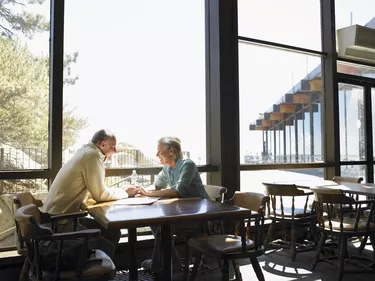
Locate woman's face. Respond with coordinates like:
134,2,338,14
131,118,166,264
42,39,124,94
156,143,173,165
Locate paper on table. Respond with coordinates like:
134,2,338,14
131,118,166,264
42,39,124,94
113,196,161,205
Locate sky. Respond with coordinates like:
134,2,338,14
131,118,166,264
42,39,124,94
19,0,375,164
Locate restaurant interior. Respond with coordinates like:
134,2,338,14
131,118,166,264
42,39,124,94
2,0,375,280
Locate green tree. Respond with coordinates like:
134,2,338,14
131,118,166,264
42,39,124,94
0,37,87,163
0,0,84,155
0,0,49,38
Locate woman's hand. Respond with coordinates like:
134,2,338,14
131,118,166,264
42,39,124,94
125,185,141,197
139,186,152,196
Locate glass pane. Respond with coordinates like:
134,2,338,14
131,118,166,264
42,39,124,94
63,0,206,167
0,179,48,250
373,88,375,161
341,165,366,183
238,0,321,51
240,169,324,193
338,61,375,78
338,83,365,161
335,1,375,60
240,44,323,164
0,1,50,170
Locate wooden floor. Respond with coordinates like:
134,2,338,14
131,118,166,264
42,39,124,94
111,240,375,281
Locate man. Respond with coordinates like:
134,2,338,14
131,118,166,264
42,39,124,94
43,129,138,258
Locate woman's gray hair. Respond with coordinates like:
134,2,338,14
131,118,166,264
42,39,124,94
158,136,183,160
91,129,116,144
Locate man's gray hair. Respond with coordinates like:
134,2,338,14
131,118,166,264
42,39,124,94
91,129,116,144
158,136,183,160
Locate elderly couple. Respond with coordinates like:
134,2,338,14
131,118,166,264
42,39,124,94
42,129,209,273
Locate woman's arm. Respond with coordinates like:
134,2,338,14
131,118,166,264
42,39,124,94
139,187,179,198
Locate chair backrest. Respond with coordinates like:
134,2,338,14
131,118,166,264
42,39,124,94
332,176,364,200
12,192,44,255
231,191,269,213
262,182,313,219
262,182,305,196
13,192,43,212
15,204,53,240
312,188,375,233
332,176,363,184
204,184,228,202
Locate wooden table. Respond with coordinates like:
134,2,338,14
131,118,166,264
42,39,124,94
276,179,375,196
88,198,251,281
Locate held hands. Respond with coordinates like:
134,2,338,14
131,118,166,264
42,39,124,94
139,186,152,196
125,185,141,197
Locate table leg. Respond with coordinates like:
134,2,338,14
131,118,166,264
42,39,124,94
128,227,138,281
161,224,173,281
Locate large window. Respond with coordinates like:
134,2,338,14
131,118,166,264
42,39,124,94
239,44,323,164
338,83,364,161
0,0,50,171
238,0,321,50
0,0,50,251
63,0,206,169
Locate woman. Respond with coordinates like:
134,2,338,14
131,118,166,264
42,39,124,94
140,136,209,273
139,136,209,199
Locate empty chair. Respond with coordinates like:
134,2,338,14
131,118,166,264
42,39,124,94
333,176,363,200
187,192,268,281
311,187,375,281
332,176,363,184
204,184,228,202
263,182,317,261
15,204,116,281
180,185,228,280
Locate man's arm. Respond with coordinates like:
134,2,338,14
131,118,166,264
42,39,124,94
83,154,129,202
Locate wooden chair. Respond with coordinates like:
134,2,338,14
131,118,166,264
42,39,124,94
180,185,229,280
15,204,116,281
332,176,363,183
333,176,363,201
187,192,268,281
263,182,317,261
311,187,375,281
12,192,87,281
204,184,228,203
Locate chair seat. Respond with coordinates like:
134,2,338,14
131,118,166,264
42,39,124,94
53,250,116,279
275,207,312,218
189,234,254,256
322,218,375,231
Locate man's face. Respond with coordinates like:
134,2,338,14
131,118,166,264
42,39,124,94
99,137,117,159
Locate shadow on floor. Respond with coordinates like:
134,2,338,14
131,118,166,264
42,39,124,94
111,240,375,281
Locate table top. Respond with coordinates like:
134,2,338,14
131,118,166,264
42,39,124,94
88,198,251,229
276,179,375,196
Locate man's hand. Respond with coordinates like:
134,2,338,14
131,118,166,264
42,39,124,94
125,185,141,197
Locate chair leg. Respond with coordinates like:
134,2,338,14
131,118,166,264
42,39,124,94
221,259,230,281
231,259,242,281
291,224,297,262
19,257,30,281
337,237,347,281
370,235,375,263
264,221,275,251
250,256,265,281
312,232,326,270
183,241,190,281
359,235,368,254
190,252,203,281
